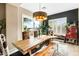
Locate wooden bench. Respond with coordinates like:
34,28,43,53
33,43,55,56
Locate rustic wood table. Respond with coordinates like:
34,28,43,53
12,35,55,55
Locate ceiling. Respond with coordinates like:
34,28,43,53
20,3,79,15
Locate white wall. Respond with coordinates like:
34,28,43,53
6,4,18,52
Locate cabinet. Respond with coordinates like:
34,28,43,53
22,31,29,40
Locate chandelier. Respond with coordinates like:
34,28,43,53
33,4,47,22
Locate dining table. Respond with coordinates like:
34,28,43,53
12,35,56,55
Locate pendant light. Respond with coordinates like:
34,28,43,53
33,3,47,22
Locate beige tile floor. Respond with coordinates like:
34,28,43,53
53,40,79,56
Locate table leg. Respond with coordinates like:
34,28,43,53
29,50,32,56
56,43,58,53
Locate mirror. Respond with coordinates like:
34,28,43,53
22,14,41,39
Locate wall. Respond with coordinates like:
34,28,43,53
0,3,5,20
6,4,18,53
0,3,6,35
48,9,78,24
6,3,32,53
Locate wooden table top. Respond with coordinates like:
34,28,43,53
12,35,56,55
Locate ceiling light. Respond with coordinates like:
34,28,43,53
33,3,47,22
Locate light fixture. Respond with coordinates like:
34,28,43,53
33,3,47,22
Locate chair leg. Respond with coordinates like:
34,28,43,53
64,38,67,43
74,39,77,45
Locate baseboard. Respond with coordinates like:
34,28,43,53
9,48,18,55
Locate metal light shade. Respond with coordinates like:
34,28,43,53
33,11,47,21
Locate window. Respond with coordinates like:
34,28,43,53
48,17,67,35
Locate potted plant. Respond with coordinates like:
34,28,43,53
39,23,49,35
